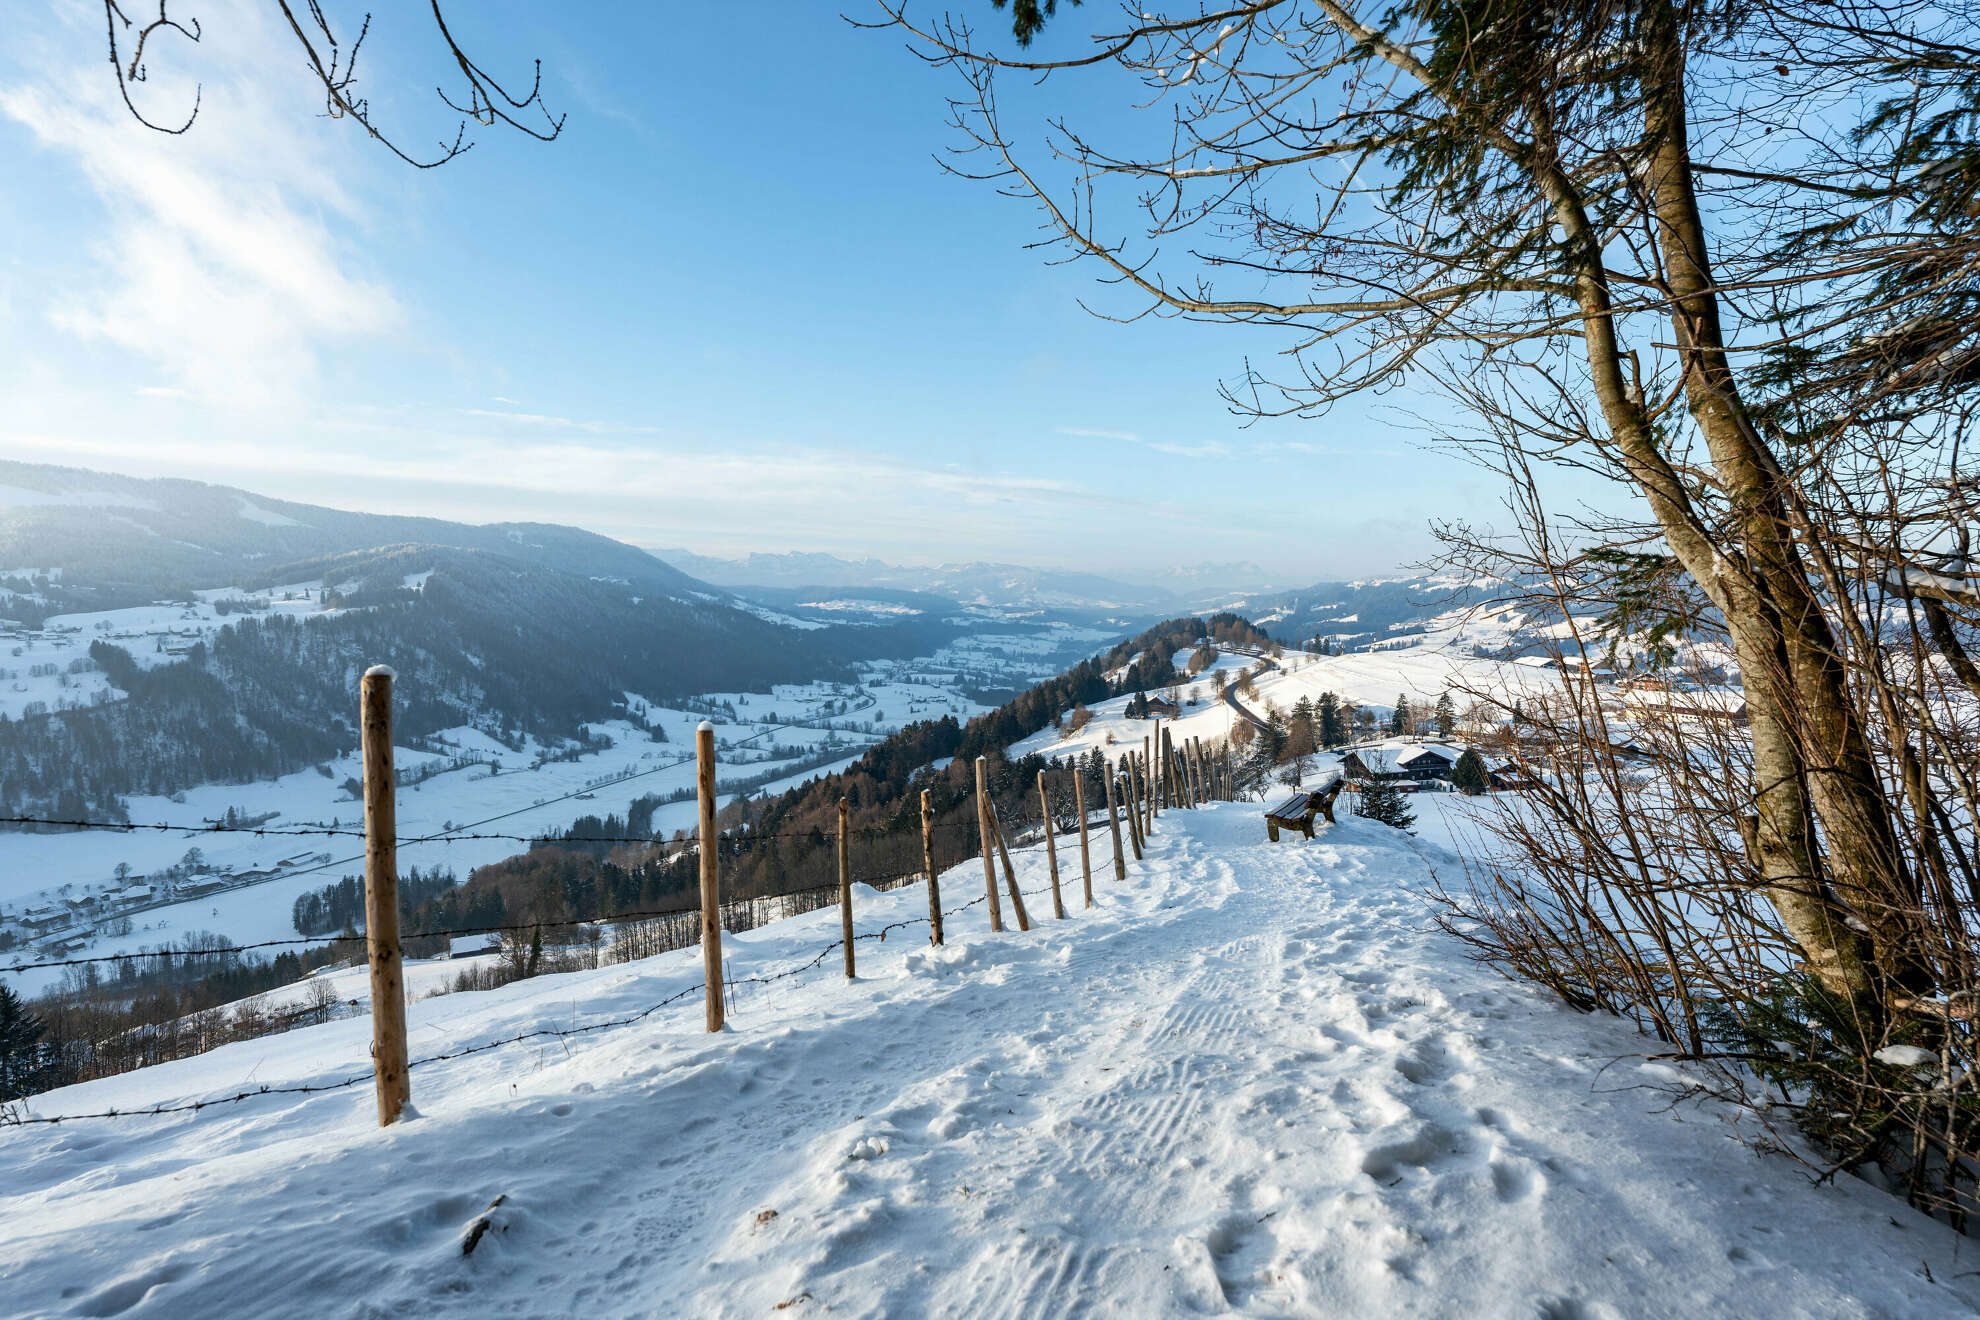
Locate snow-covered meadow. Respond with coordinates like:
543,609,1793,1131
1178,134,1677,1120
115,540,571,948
0,622,1100,995
1011,638,1567,770
3,799,1970,1318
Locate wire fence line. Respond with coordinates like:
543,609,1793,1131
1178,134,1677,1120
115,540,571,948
0,812,992,847
0,862,1079,1128
0,807,1096,976
2,666,1220,1129
0,716,836,946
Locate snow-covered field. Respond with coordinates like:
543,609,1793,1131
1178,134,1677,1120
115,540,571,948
0,582,350,720
1013,640,1565,768
4,799,1970,1318
1,627,1093,993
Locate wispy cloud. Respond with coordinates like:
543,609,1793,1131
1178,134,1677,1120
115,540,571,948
1056,425,1228,459
1057,425,1144,444
0,1,399,409
458,408,659,435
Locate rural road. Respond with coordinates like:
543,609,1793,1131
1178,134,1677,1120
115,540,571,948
1220,650,1279,732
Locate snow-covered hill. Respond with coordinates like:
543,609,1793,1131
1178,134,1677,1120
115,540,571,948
1011,639,1563,767
4,800,1968,1317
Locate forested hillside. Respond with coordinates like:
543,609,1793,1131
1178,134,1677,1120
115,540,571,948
0,546,957,821
396,614,1272,942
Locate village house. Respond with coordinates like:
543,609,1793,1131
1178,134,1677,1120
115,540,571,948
1340,741,1461,784
1340,739,1523,791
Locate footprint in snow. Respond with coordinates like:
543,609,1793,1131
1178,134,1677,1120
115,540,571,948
1360,1123,1467,1183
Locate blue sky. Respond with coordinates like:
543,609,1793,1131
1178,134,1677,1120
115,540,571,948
0,1,1510,581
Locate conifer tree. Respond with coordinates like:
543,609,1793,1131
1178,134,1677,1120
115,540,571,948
1355,778,1416,833
1317,692,1343,748
1389,696,1411,737
1435,692,1457,738
1289,696,1316,748
1451,749,1490,797
0,983,60,1101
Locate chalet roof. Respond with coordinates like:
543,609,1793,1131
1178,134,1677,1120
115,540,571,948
1347,741,1454,775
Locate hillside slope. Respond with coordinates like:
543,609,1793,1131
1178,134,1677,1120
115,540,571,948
3,802,1968,1318
0,465,963,816
0,461,709,605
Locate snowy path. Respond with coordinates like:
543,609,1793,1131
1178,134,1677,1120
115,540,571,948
5,802,1978,1317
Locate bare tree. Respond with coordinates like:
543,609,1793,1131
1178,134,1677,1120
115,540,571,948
103,0,563,166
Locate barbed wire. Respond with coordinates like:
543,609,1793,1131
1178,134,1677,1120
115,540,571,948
0,809,1110,974
0,714,845,912
1,869,1076,1127
0,813,992,848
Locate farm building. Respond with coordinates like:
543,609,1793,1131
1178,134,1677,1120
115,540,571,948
1340,740,1522,790
1341,741,1462,783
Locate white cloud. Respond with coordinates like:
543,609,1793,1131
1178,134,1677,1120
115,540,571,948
0,1,400,408
1056,425,1228,458
1145,440,1230,458
458,408,660,435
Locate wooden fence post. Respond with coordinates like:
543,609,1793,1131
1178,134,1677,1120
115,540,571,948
1104,765,1129,877
921,789,943,946
1132,752,1148,835
1073,767,1095,907
1141,739,1155,829
1038,770,1066,919
838,798,855,978
988,803,1033,930
1160,737,1173,809
697,721,725,1031
1122,768,1146,860
974,756,1005,932
1149,722,1162,816
1156,728,1172,811
360,665,410,1127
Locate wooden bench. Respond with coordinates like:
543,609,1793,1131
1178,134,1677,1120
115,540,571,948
1263,778,1344,841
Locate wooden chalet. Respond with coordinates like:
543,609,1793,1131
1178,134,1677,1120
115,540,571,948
1340,742,1459,783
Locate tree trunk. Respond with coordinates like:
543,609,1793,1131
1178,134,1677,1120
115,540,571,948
1637,3,1925,1001
1522,79,1878,1008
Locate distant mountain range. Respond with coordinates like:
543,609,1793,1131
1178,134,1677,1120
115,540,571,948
651,548,1291,612
0,461,711,609
646,544,1517,652
0,464,966,816
0,461,1515,819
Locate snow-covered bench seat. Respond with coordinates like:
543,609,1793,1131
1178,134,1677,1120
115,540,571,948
1263,777,1344,841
